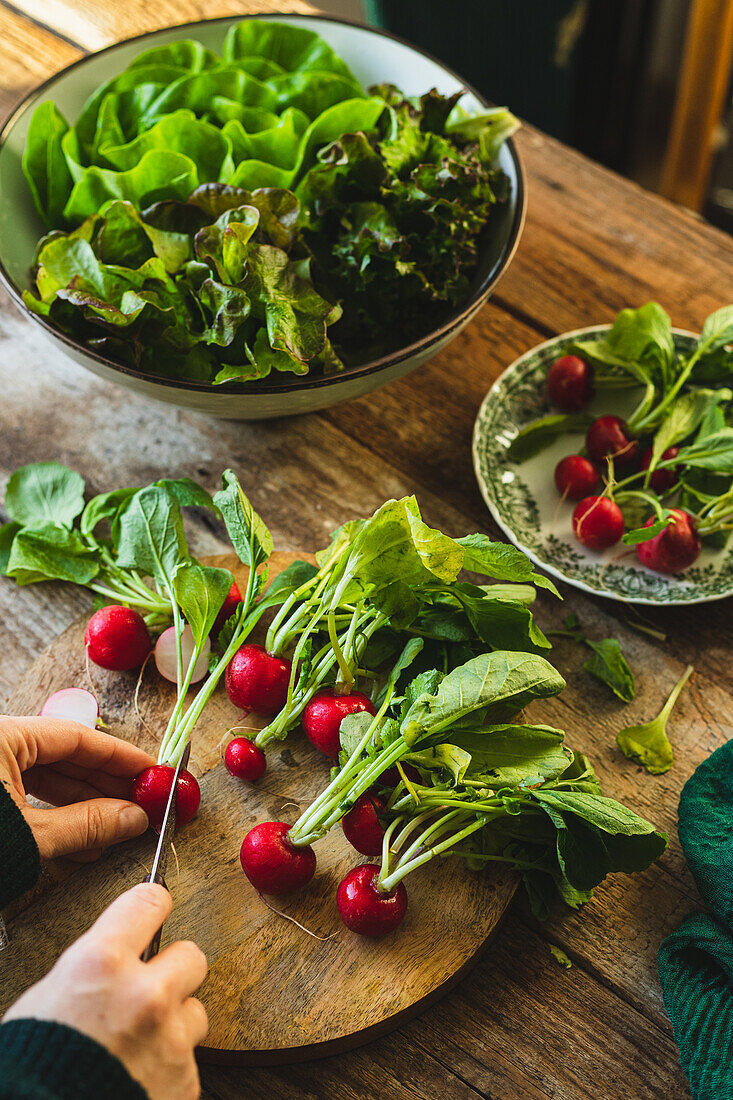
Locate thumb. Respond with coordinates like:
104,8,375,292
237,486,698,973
27,799,149,859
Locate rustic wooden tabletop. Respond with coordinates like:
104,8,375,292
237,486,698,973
2,3,733,1098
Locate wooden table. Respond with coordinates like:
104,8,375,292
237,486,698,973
1,3,732,1098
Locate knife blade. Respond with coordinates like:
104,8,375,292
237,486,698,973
140,742,190,962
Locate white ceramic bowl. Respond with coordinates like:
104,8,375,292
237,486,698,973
0,14,525,419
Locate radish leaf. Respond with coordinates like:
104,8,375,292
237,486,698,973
214,469,272,570
5,462,85,528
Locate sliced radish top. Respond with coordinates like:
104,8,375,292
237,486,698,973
155,625,210,684
40,687,99,729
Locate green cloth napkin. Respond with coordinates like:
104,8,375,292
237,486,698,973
658,739,733,1099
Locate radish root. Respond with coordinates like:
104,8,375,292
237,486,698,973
133,652,156,739
256,892,338,941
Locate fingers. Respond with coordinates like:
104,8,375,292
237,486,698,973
86,882,173,956
10,717,154,776
180,997,209,1047
24,763,134,804
27,798,149,859
147,941,208,1000
23,766,102,807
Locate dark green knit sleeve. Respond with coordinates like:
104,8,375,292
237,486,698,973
0,780,41,908
0,1020,149,1100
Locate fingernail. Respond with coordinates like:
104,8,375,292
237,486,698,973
119,804,149,836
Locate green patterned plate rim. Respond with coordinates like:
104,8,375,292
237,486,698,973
472,324,733,605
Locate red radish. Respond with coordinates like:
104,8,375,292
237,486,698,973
546,355,594,411
554,455,599,500
212,581,243,637
640,446,680,494
572,496,625,550
302,690,376,758
240,821,315,895
378,763,422,790
131,765,200,831
84,605,151,671
636,509,701,574
225,644,291,715
585,415,638,467
155,625,210,684
342,793,385,856
40,687,98,729
336,864,407,937
224,737,266,781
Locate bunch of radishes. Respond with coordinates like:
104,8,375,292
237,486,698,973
548,355,701,573
6,465,668,939
510,302,733,575
234,648,666,937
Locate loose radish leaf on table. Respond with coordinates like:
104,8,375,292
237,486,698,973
616,665,693,774
583,638,636,700
550,614,635,702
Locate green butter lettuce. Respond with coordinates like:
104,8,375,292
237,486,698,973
21,20,518,384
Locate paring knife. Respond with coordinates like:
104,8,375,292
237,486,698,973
140,742,190,963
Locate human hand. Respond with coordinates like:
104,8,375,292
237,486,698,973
3,883,208,1100
0,715,154,859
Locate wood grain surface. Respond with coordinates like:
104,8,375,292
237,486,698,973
1,553,517,1063
1,1,733,1096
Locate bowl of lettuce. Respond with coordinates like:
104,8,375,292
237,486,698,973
0,15,525,419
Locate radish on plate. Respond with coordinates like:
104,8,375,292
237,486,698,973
636,510,701,574
40,687,99,729
554,455,599,500
640,446,681,494
585,415,638,467
546,355,594,411
572,496,625,550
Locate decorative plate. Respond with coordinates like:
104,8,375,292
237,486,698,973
473,325,733,605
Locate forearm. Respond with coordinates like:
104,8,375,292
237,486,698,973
0,780,41,908
0,1020,148,1100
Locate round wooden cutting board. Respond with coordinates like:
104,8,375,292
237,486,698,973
1,552,518,1065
